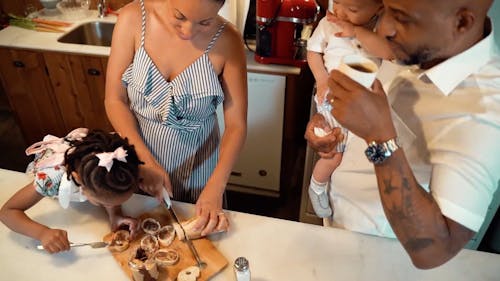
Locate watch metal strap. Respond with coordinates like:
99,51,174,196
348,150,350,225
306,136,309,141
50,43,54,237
383,138,400,155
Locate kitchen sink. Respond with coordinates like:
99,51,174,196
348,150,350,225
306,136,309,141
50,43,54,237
58,21,115,47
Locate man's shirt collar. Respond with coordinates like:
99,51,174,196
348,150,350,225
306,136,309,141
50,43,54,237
418,19,498,96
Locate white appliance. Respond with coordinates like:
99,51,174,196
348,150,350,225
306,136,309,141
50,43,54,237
217,72,286,195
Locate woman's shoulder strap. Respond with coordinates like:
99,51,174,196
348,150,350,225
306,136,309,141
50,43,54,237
205,21,228,53
139,0,147,47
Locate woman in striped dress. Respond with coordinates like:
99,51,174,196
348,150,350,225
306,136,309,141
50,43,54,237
105,0,247,235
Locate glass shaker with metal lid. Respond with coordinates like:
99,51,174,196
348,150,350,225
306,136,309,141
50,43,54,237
234,256,251,281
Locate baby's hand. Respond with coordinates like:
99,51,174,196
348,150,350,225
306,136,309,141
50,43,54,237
39,228,70,254
326,13,355,38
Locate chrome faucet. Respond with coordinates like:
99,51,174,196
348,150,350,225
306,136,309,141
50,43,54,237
97,0,107,17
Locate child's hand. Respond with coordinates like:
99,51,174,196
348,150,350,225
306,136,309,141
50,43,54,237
326,12,356,38
110,215,140,239
39,228,70,254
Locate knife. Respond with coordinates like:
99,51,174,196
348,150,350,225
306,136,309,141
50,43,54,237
162,189,207,269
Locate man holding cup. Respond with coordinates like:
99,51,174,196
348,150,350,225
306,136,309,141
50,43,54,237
305,0,500,269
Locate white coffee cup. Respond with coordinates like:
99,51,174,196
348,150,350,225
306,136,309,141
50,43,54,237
338,54,378,88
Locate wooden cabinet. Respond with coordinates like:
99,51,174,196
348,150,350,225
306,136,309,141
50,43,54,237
0,0,42,17
0,47,112,144
0,48,66,144
44,52,112,132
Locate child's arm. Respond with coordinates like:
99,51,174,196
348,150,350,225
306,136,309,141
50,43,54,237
0,182,70,253
352,26,394,60
328,15,394,60
307,50,330,100
104,205,139,239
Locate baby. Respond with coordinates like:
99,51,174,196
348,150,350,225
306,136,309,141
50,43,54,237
306,0,393,218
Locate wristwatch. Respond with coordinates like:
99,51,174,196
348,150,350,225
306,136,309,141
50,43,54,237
365,138,400,164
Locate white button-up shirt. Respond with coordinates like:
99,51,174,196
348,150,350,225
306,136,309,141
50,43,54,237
307,17,374,73
330,22,500,238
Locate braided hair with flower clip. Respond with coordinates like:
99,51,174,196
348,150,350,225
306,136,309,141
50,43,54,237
64,129,143,196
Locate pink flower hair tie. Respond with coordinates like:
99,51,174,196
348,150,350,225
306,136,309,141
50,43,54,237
96,147,128,172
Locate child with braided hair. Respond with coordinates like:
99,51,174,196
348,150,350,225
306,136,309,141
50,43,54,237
0,128,143,254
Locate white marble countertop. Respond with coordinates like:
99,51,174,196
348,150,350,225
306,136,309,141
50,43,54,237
1,168,500,281
0,11,300,75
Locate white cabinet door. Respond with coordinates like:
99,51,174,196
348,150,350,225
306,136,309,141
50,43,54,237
217,72,286,192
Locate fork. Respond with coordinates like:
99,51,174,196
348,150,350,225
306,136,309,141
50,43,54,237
36,241,109,250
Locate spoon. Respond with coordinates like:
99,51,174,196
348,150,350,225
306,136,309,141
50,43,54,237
36,241,109,250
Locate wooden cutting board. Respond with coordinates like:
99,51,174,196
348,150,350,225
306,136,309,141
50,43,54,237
104,206,228,281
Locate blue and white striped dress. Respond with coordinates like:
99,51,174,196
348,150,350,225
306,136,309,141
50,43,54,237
121,0,226,203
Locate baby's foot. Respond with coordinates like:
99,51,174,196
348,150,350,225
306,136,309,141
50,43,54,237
308,179,332,218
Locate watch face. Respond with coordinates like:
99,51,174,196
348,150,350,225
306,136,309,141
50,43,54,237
365,144,386,164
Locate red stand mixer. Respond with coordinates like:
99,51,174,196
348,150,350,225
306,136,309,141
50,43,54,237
255,0,319,67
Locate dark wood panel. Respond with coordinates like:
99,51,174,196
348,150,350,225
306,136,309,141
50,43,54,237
44,52,112,132
89,0,132,11
0,48,65,144
0,0,42,17
74,55,112,131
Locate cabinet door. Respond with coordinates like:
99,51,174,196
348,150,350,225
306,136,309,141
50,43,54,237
217,72,286,193
44,52,113,132
0,0,42,16
0,48,65,144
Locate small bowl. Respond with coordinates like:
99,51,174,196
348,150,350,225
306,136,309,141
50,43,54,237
40,0,61,9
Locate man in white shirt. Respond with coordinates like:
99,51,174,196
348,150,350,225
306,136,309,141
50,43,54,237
305,0,500,269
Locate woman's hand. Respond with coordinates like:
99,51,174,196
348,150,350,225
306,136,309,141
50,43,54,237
139,163,173,201
193,186,228,236
39,228,70,254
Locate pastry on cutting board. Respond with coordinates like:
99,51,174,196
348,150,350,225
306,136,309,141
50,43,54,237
177,266,200,281
141,217,161,235
173,215,229,240
157,225,176,247
154,248,180,267
103,229,130,252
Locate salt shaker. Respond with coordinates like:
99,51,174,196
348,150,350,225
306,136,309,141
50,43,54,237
234,257,251,281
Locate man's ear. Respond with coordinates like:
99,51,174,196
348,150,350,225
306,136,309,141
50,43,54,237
454,7,475,35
